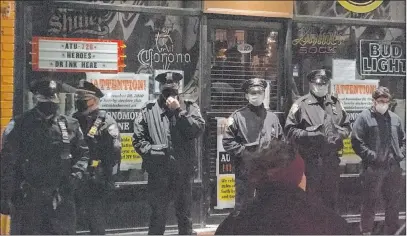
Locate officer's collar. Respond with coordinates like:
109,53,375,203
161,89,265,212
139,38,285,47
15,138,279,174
34,107,58,121
306,93,333,105
72,108,99,120
247,103,265,112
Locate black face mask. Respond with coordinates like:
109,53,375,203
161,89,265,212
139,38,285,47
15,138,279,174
161,88,178,99
75,100,88,112
36,102,59,116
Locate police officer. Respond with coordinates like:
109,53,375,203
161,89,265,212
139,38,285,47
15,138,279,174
285,69,351,211
133,72,205,235
73,80,121,235
0,78,89,235
222,78,284,214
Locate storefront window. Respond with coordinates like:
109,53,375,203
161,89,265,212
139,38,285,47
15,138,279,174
295,0,405,22
25,4,201,183
291,22,406,173
80,0,202,9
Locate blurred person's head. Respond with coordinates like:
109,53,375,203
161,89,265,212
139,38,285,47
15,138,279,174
247,140,306,191
372,86,391,115
242,78,267,107
307,69,332,98
75,80,104,115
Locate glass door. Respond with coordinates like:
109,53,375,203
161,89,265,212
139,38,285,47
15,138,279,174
208,20,283,113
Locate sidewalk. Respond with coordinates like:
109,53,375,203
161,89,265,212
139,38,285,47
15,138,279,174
105,224,218,235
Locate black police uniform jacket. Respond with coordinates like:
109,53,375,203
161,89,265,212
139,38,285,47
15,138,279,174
1,108,89,197
132,97,205,175
73,109,121,190
285,93,351,162
222,104,284,178
214,183,350,235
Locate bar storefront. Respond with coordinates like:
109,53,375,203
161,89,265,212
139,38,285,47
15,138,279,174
10,0,406,233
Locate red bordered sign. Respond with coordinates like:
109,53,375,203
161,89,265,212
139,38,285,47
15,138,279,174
31,37,126,73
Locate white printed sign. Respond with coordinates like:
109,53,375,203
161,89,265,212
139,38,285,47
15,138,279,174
86,72,149,110
215,117,236,210
331,80,379,112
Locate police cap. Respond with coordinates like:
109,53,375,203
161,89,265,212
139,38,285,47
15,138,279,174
241,78,267,93
76,79,104,98
29,79,59,97
155,72,183,84
307,69,332,84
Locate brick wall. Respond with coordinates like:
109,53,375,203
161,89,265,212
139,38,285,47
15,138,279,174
0,1,15,146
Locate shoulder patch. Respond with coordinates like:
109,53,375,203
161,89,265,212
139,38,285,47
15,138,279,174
3,120,15,136
289,103,299,115
108,124,120,138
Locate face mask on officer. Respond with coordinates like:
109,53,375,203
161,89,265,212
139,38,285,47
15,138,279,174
32,80,60,115
160,83,179,100
75,80,104,114
75,97,98,113
310,83,329,97
245,88,265,107
307,69,332,98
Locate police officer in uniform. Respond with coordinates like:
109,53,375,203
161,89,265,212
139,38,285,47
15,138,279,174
133,72,205,235
285,69,351,211
73,80,121,235
222,78,284,214
0,78,89,235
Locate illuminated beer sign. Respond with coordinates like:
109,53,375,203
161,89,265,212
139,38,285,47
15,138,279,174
31,37,126,73
292,30,345,54
359,40,406,76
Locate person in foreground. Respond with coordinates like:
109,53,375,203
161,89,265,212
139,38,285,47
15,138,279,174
351,86,405,235
215,140,350,235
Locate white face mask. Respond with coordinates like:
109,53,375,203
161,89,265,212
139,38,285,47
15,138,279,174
310,83,329,97
375,103,389,114
246,93,265,107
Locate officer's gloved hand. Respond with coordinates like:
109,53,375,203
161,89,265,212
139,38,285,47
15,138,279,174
0,199,11,215
322,114,342,149
306,130,325,144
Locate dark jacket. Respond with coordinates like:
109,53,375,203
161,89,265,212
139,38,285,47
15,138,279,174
285,93,351,161
1,107,89,202
222,104,283,178
132,97,205,175
215,183,350,235
73,109,122,186
351,108,406,167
